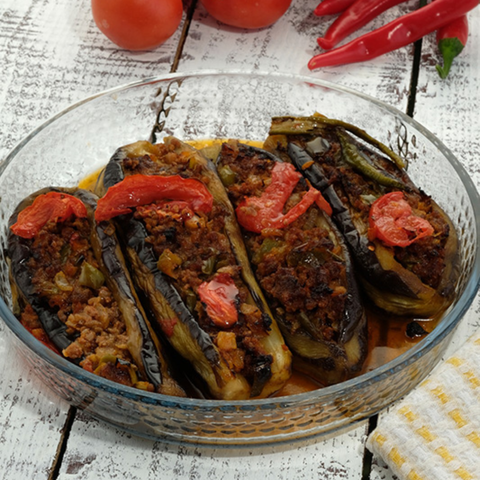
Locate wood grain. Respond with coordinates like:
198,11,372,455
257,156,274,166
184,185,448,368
0,325,69,480
0,0,187,162
56,411,368,480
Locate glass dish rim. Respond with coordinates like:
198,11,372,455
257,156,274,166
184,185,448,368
1,69,479,410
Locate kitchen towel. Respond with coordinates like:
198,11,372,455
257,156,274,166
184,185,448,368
367,330,480,480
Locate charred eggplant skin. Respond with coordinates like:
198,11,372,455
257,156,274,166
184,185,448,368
214,141,367,385
7,187,185,396
267,116,459,317
97,138,292,400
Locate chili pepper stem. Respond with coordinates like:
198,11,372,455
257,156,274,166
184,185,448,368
436,37,465,79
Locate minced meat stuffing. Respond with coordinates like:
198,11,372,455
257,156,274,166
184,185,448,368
24,217,144,388
217,141,349,343
123,147,273,381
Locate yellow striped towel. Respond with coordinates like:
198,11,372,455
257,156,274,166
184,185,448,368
366,330,480,480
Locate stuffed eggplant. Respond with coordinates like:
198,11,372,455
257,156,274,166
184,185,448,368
7,187,186,397
265,115,459,317
212,140,367,385
95,138,292,400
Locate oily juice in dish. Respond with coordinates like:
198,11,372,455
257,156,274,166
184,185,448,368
77,138,443,397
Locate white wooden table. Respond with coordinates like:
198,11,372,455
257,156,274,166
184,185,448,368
1,1,479,478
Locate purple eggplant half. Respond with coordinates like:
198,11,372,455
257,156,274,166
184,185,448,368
7,187,186,397
265,115,459,318
210,140,367,386
95,138,292,400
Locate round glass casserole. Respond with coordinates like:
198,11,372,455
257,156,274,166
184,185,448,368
0,71,479,446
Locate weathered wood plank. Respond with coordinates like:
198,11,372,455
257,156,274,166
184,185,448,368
56,411,368,480
0,324,69,480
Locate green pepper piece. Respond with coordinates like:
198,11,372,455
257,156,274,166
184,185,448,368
184,289,198,313
218,164,237,186
157,249,183,279
252,238,282,264
59,244,71,265
201,256,217,275
78,261,105,290
338,131,406,190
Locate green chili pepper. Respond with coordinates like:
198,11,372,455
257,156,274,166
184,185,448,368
270,115,406,169
338,132,406,190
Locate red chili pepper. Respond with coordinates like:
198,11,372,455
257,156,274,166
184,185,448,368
197,273,239,328
317,0,409,51
309,0,479,70
10,192,88,239
314,0,356,16
368,191,434,248
95,174,213,222
436,15,469,79
235,162,329,233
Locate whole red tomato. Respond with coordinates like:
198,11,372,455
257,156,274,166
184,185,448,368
91,0,183,51
201,0,292,29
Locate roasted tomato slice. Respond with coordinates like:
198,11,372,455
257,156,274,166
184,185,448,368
95,174,213,222
10,192,87,239
235,162,329,233
197,273,239,328
368,191,434,247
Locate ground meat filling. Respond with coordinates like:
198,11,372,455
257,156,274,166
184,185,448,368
24,217,142,388
122,139,209,184
217,141,349,343
122,147,273,380
312,132,450,290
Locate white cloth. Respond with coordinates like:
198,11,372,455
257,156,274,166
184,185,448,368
367,330,480,480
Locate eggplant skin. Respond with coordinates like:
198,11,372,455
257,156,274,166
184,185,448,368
97,138,292,400
7,187,186,397
213,141,367,385
265,117,460,318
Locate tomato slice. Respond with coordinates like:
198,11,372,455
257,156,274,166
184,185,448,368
315,193,333,217
235,162,329,233
10,192,88,239
368,191,434,247
95,174,213,222
197,273,239,328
